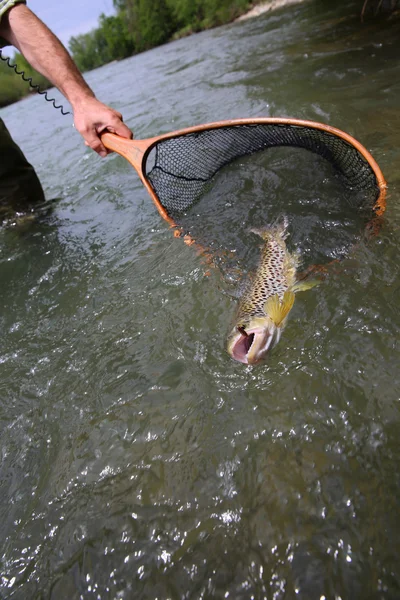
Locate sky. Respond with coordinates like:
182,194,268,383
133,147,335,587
27,0,116,50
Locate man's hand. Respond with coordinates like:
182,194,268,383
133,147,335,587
73,96,133,157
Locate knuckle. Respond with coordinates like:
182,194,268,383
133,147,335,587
88,139,101,150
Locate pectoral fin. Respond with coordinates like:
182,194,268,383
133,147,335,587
291,279,320,293
264,291,295,327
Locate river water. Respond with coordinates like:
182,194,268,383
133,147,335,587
1,1,400,598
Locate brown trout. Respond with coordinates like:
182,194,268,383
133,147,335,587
227,220,315,365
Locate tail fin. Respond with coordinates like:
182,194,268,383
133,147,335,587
250,216,289,241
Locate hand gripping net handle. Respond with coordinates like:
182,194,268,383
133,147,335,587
101,118,387,238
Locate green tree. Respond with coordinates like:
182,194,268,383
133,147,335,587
69,32,99,72
134,0,175,51
69,13,135,72
112,0,137,38
166,0,250,33
98,13,135,60
166,0,204,31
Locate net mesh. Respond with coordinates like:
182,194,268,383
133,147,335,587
145,123,379,216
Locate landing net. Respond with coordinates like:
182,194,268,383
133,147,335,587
134,119,386,269
102,119,386,270
144,122,383,217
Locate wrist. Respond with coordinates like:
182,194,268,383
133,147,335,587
68,89,96,111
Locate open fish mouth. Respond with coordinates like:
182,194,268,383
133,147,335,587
232,332,256,363
230,326,278,364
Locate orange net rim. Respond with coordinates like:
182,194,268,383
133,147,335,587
140,118,387,223
101,117,387,232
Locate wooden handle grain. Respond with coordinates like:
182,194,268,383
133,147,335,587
101,132,151,174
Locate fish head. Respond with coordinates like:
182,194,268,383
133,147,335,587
227,317,281,365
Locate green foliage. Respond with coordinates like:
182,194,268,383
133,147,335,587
167,0,204,31
69,0,252,72
69,13,135,72
133,0,175,51
0,52,51,108
168,0,251,31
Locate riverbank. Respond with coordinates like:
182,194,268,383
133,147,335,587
239,0,400,21
236,0,310,21
171,0,310,42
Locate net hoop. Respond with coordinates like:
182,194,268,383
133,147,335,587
101,117,387,243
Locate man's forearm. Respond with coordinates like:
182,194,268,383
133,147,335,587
0,4,95,108
0,3,133,155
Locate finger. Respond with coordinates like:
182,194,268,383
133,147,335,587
98,121,133,140
85,139,110,154
84,132,107,157
114,121,134,139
